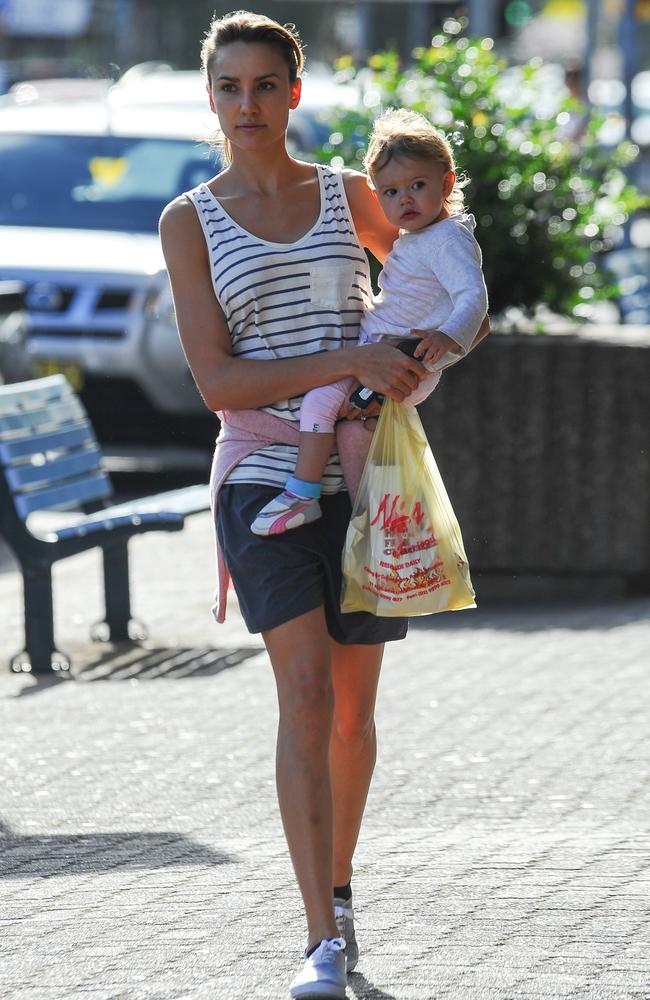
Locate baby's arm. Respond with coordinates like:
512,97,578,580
425,226,489,361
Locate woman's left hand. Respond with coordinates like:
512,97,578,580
339,385,382,422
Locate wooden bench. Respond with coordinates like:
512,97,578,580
0,375,211,674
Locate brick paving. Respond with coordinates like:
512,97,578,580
1,512,649,999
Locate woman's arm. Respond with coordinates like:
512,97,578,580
342,170,398,264
159,196,423,412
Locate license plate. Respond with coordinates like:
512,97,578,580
33,359,85,391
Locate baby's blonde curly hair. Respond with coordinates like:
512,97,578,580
364,108,466,214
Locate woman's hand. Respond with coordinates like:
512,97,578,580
338,387,382,421
351,342,425,401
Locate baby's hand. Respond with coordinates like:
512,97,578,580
411,329,463,370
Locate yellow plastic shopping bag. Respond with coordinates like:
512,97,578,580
341,399,476,617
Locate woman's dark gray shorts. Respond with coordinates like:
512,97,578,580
217,484,408,644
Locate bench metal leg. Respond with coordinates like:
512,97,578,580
101,541,132,641
94,541,147,643
14,564,70,674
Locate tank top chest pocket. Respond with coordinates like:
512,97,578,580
309,261,356,310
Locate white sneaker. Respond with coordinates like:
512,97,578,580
334,896,358,973
289,936,347,998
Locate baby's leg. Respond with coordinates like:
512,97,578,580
294,379,354,483
250,379,354,537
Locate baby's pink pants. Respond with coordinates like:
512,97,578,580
299,371,441,433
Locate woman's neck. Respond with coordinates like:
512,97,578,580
216,143,306,196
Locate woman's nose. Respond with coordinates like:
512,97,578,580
240,90,258,113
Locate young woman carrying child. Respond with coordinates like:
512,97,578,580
160,11,488,997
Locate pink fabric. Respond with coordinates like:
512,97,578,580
210,408,374,623
299,377,356,433
298,367,441,434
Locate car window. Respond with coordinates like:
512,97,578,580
0,133,219,233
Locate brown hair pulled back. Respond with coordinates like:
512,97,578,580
201,10,305,164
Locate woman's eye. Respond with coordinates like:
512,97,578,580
220,84,236,93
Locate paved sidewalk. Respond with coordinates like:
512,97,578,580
1,513,649,1000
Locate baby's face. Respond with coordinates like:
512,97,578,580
371,155,454,232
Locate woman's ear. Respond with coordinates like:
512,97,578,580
206,81,217,115
289,77,302,110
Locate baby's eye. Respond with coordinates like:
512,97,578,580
412,180,426,191
383,188,397,197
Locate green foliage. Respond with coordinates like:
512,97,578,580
316,34,647,318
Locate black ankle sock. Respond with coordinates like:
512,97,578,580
306,937,338,958
333,881,352,901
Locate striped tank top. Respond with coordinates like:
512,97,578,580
186,164,372,492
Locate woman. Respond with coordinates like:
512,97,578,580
161,12,479,997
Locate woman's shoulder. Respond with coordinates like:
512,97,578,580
159,194,197,239
158,189,212,256
159,171,225,236
339,167,371,200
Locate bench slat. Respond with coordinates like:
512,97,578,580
0,397,87,437
7,447,103,489
0,374,72,412
52,510,185,542
0,424,96,462
15,472,112,518
86,483,211,520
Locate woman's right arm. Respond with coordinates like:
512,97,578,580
159,197,424,412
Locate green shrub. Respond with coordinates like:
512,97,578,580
316,29,647,318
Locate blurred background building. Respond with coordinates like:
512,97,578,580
0,2,648,84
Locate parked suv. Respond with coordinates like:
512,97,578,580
0,71,343,442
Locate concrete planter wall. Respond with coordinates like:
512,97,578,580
418,327,650,589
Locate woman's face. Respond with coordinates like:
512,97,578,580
207,41,301,155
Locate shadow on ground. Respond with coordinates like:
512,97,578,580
409,596,650,634
0,818,234,877
8,644,263,695
348,973,397,1000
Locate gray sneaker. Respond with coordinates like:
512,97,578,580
289,936,347,998
334,895,358,973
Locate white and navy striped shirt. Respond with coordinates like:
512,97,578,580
186,164,372,492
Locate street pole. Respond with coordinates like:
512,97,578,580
619,0,637,249
408,2,430,55
619,0,636,140
585,0,599,98
467,0,500,38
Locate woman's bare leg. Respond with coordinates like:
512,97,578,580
329,641,384,887
263,607,340,950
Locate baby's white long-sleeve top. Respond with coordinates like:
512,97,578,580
359,213,488,360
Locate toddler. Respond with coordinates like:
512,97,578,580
251,108,489,536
